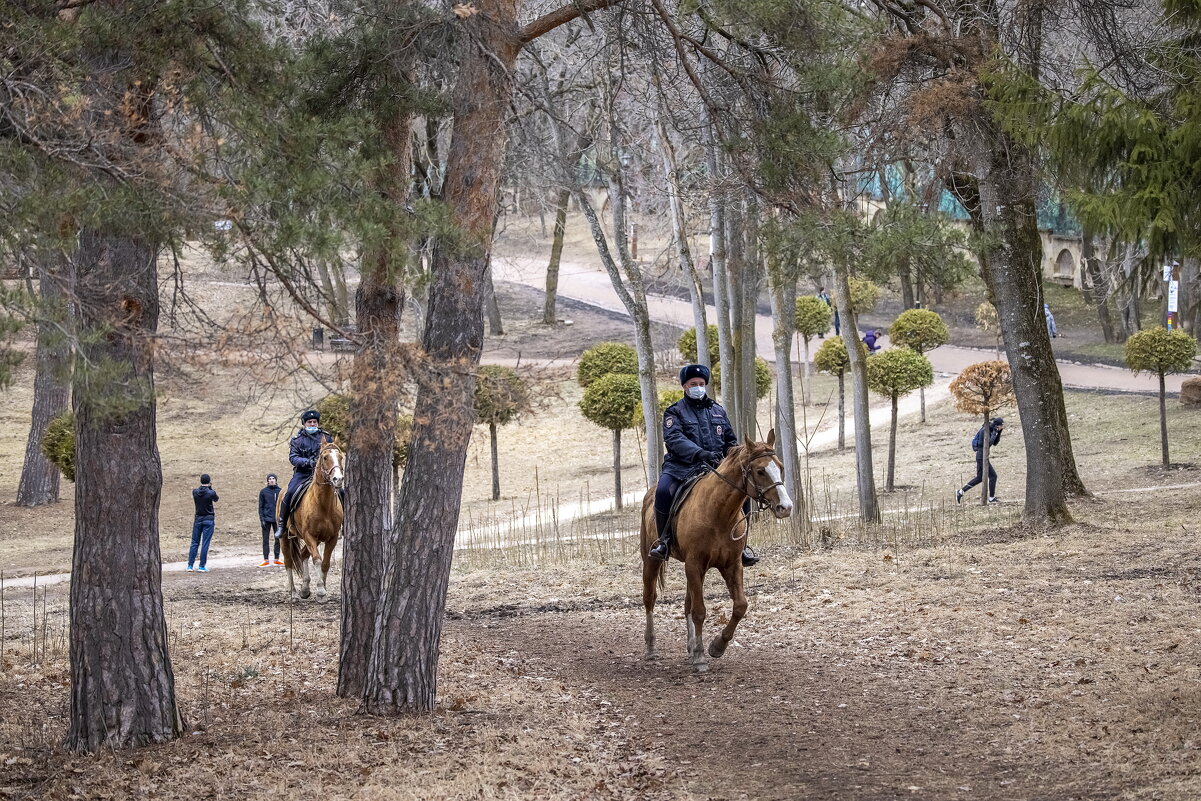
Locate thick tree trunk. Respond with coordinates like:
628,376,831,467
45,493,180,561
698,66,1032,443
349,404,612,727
67,230,182,752
337,158,406,697
1158,371,1169,468
949,139,1085,525
17,254,70,507
363,2,520,715
834,263,880,522
886,394,898,492
542,188,569,325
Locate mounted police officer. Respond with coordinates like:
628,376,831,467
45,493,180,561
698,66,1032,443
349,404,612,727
647,364,759,567
278,409,334,537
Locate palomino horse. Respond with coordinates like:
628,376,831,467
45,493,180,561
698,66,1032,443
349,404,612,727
640,430,793,672
277,441,344,602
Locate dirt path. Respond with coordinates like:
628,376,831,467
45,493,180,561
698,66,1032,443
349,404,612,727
493,255,1195,395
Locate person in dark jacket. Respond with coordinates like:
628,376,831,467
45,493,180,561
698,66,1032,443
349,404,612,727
647,364,759,567
258,474,282,566
188,474,219,572
278,410,335,537
956,417,1005,504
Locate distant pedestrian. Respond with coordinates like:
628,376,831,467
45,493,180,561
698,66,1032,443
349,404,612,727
188,474,219,572
1044,303,1058,338
956,418,1004,504
863,329,882,352
816,287,832,338
258,474,282,567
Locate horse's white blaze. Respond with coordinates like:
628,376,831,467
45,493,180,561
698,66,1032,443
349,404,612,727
765,461,793,516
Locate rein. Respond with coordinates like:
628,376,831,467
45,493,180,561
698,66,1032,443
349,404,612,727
704,449,785,541
314,446,343,488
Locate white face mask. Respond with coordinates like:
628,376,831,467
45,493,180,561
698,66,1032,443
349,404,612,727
686,386,707,400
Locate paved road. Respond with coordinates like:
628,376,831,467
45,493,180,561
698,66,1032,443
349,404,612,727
494,255,1193,394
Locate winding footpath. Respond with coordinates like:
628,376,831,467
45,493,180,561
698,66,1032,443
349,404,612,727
492,254,1191,394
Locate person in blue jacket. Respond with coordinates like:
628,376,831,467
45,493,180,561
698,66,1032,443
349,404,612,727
257,474,282,566
278,410,334,537
647,364,759,567
956,417,1004,504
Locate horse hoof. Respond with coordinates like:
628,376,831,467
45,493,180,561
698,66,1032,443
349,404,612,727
644,651,659,662
708,639,728,659
299,590,311,600
316,593,329,604
693,661,710,674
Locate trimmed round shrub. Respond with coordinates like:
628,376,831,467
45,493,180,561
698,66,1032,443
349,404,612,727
866,348,934,400
632,388,684,428
712,356,773,400
579,373,643,431
889,309,949,354
577,342,638,387
1125,327,1198,378
317,393,412,470
677,324,720,365
475,365,531,427
795,296,833,339
814,336,865,375
41,410,75,482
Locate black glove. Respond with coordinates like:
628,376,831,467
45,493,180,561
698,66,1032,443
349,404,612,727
704,449,723,467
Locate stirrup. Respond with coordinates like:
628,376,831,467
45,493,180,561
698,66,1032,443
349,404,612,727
741,546,760,567
648,540,670,562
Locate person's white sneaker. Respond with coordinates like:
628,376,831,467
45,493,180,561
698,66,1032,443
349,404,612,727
988,496,1001,505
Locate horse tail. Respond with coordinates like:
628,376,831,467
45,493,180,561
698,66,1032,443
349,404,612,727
280,530,305,576
654,559,666,592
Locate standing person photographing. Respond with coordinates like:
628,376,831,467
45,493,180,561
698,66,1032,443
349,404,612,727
187,474,219,572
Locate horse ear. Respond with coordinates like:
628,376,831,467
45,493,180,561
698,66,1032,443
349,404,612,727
766,428,776,447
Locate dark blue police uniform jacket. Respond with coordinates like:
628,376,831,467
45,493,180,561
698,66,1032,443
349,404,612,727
286,428,333,497
661,395,739,480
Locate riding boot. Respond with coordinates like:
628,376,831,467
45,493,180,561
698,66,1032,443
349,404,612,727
741,546,760,567
648,507,671,562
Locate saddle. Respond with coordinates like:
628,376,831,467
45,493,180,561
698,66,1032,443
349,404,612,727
280,477,314,539
661,468,709,543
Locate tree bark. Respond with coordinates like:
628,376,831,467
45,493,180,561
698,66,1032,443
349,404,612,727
67,230,182,752
948,138,1085,525
898,260,915,310
1081,231,1118,344
542,188,569,325
337,102,407,696
979,411,992,505
17,253,70,507
1158,371,1169,467
767,258,804,513
703,118,734,408
484,262,504,335
836,371,845,451
612,429,623,508
490,421,501,500
656,117,709,367
886,394,898,492
834,263,880,522
363,1,520,715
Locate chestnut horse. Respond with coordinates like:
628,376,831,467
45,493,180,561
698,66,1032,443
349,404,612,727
640,430,793,672
277,441,344,602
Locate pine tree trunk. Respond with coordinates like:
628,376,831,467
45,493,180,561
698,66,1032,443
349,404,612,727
363,2,520,715
898,260,915,310
17,254,70,507
948,138,1084,525
490,421,501,500
657,118,709,368
67,230,182,752
612,429,623,508
542,188,569,325
1158,371,1169,468
886,394,898,492
834,263,880,522
337,133,407,697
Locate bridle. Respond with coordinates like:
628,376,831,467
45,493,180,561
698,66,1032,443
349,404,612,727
707,448,786,511
315,444,343,486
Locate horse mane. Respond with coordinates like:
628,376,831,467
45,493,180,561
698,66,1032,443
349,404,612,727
724,440,771,466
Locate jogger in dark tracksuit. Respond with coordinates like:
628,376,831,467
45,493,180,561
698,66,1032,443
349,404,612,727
258,474,282,566
957,417,1004,504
